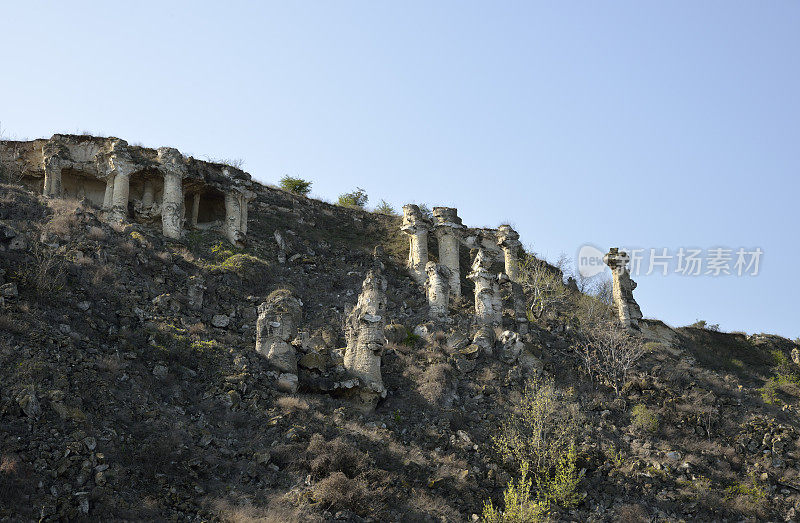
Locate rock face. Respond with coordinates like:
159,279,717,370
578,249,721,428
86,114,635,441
255,290,303,380
400,204,431,284
344,260,388,406
468,249,502,325
603,248,643,327
0,134,255,245
425,262,450,319
432,207,465,299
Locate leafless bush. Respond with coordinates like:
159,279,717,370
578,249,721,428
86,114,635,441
17,243,66,295
576,321,645,395
92,263,114,286
87,226,107,241
306,434,370,479
517,253,571,319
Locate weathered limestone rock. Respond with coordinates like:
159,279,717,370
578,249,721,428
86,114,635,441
791,348,800,367
224,184,255,247
42,140,66,197
468,249,502,325
603,248,643,327
425,262,450,319
497,225,522,282
344,260,388,405
108,140,136,222
401,204,431,284
256,290,303,378
157,147,186,239
432,207,465,299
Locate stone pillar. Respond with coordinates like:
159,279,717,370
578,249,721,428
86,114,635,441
603,248,643,327
42,159,62,197
108,141,135,222
256,289,303,391
224,190,243,246
190,193,200,228
157,147,185,240
400,204,431,284
497,225,523,282
425,262,450,319
240,192,250,236
468,249,502,325
344,264,388,405
432,207,465,300
102,174,115,210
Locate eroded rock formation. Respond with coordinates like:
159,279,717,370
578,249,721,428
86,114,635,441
343,258,388,407
603,247,643,327
1,134,255,245
432,207,464,299
497,224,522,282
401,204,430,284
468,249,502,325
256,289,303,391
425,262,450,319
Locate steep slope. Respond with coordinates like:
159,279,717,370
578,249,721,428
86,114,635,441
1,178,799,522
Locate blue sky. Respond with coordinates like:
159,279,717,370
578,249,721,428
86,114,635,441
2,2,798,338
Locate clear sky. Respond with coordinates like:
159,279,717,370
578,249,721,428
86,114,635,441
2,2,798,338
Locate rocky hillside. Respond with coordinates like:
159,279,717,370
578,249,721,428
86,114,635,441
1,173,800,522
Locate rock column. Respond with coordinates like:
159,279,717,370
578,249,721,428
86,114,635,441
425,262,450,319
468,249,502,325
344,263,388,405
603,248,643,327
108,140,135,222
102,174,115,210
41,140,65,197
432,207,465,299
256,290,303,392
401,204,431,284
497,225,523,282
157,147,185,240
224,186,254,247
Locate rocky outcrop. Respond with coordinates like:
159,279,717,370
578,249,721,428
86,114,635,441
0,134,256,245
604,247,643,327
432,207,464,299
425,262,450,319
255,289,303,391
343,256,388,408
468,249,502,325
497,224,522,282
400,204,431,284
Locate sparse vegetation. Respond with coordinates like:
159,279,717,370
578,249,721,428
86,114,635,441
280,175,313,196
631,404,659,433
374,199,396,215
576,320,645,395
337,187,368,208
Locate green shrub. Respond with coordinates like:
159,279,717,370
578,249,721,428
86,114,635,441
631,404,659,433
540,444,585,508
482,461,550,522
337,188,368,208
279,175,312,196
373,199,396,215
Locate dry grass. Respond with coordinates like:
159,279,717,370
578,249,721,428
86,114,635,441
306,434,370,479
417,363,452,405
212,497,320,523
276,396,309,414
312,472,369,513
87,225,107,240
92,263,114,286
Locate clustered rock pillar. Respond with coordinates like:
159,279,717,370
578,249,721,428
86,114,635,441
256,289,303,392
344,260,388,407
102,175,115,210
497,225,523,282
190,193,201,228
603,248,643,327
425,262,450,319
157,147,185,240
224,183,254,247
108,140,135,222
400,204,431,284
432,207,464,300
468,249,502,325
